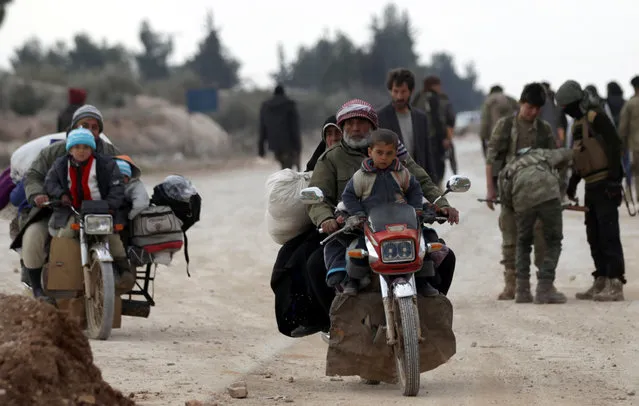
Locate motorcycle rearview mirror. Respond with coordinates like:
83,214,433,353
445,175,471,193
433,175,471,204
299,187,325,205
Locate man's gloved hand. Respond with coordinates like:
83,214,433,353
61,195,72,206
326,271,346,288
33,194,49,208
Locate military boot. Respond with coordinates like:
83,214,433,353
534,279,567,304
575,276,606,300
515,279,533,303
593,278,624,302
497,268,516,300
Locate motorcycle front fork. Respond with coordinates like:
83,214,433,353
379,274,424,345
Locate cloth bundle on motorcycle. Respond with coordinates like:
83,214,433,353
129,205,184,266
265,169,313,245
270,228,329,337
149,175,202,276
325,289,456,383
9,132,112,184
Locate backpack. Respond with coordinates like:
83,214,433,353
150,175,202,276
498,151,549,208
572,111,609,180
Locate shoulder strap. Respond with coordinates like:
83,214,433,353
390,169,411,192
183,232,191,277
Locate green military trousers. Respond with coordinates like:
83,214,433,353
498,204,545,270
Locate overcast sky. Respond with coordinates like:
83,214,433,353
1,0,637,98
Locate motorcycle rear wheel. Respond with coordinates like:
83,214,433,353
85,254,115,340
393,296,420,396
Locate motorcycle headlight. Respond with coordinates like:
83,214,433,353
381,239,415,263
84,214,113,235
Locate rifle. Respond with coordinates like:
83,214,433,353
477,198,589,212
621,152,636,216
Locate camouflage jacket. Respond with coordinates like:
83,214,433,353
486,115,556,174
619,94,639,151
479,92,519,141
499,148,573,213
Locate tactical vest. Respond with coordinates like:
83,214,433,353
571,110,609,182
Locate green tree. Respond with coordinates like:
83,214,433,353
361,3,419,87
188,11,240,89
285,32,364,92
11,38,44,68
421,52,484,111
271,42,291,85
136,20,173,81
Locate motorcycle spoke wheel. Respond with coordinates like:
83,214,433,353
85,257,115,340
393,296,420,396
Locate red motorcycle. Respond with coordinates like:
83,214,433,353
300,175,470,396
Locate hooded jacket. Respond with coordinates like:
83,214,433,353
115,155,150,219
45,153,125,229
342,158,423,216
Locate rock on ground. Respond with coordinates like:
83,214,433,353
0,294,134,406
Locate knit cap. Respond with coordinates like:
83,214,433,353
70,104,104,132
66,128,96,151
115,159,132,177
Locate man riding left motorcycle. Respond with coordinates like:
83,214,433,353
10,105,135,301
307,99,460,302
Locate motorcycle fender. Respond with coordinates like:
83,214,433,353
393,281,416,298
90,243,113,262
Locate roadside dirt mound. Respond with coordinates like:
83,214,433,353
0,294,134,406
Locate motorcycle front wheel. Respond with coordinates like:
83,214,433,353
393,296,420,396
85,254,115,340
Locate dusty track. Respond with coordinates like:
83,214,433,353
0,137,637,405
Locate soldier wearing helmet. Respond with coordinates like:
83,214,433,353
556,79,626,301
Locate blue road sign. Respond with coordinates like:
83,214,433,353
186,87,218,113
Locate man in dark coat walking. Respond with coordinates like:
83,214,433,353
258,85,302,170
57,88,87,132
376,68,437,182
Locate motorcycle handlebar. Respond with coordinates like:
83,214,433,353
43,200,80,216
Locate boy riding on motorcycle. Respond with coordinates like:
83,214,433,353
38,129,126,299
327,129,438,296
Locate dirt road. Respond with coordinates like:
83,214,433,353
1,137,637,405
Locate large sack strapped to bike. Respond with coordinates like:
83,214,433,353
148,175,201,276
325,290,456,383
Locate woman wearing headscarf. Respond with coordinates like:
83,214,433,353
305,115,342,171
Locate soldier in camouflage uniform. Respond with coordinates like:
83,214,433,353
485,83,556,300
499,147,573,303
479,85,519,160
619,76,639,200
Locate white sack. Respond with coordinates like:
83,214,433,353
265,169,313,244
